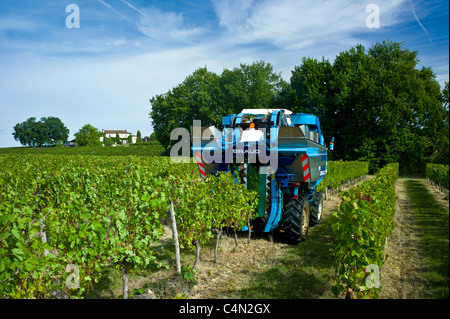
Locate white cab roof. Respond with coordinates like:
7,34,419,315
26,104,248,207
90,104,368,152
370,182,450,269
240,109,293,115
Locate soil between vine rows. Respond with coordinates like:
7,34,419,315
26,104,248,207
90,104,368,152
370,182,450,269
89,177,448,299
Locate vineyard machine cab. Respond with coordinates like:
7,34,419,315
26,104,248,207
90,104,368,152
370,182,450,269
192,109,333,244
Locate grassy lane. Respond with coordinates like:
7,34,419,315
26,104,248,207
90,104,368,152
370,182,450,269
405,180,449,298
237,218,337,299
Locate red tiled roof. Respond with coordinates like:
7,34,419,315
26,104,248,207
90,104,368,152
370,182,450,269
103,130,129,134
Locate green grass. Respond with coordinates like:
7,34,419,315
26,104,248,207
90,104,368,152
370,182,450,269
84,220,340,299
238,218,338,299
405,180,449,298
84,239,196,299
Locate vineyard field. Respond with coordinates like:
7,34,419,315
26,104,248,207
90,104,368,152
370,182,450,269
0,154,447,300
0,154,256,298
317,161,369,192
0,142,165,157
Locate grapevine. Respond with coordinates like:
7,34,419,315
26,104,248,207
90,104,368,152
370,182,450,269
330,163,399,299
426,163,449,190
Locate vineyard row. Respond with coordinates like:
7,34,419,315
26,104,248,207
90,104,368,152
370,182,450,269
0,155,369,299
330,163,399,299
425,163,449,191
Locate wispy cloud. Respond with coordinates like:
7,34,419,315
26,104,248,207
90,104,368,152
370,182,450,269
119,0,150,21
110,36,127,47
95,1,206,44
409,0,432,43
136,7,206,43
212,0,408,50
213,0,254,29
97,0,133,22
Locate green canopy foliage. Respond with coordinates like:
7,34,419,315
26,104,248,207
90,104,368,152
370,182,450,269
149,40,448,174
291,40,448,173
74,124,102,147
12,117,69,147
149,61,285,150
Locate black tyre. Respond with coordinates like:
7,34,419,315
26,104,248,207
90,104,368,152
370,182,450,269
310,192,324,226
281,194,310,244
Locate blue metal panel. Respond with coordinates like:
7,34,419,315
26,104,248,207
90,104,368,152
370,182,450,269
222,115,232,126
270,110,283,126
235,113,245,126
264,174,282,232
291,113,322,137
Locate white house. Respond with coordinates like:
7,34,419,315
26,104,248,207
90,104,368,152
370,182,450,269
100,130,137,144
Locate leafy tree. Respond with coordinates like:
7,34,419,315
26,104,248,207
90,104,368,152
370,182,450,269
103,136,114,147
74,124,102,147
363,41,444,172
13,117,40,147
363,42,439,171
115,133,122,145
443,81,449,109
290,56,334,137
291,40,446,173
136,130,142,144
434,81,449,164
220,60,284,114
150,67,222,150
271,78,297,109
149,62,286,150
41,117,70,145
13,117,69,147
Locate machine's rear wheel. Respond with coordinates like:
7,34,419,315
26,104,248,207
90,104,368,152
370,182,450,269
281,194,310,244
310,192,324,226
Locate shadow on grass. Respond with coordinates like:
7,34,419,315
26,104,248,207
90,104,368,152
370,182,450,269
237,216,338,299
84,242,180,299
405,179,449,298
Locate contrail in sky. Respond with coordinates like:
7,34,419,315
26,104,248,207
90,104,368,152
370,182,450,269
97,0,133,22
409,0,432,43
119,0,150,22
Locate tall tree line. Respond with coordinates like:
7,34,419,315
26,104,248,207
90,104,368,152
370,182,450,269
149,40,448,173
150,61,287,150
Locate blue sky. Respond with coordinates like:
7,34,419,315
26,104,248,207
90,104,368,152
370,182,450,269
0,0,448,147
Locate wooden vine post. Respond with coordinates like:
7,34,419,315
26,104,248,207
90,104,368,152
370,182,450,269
169,200,181,274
